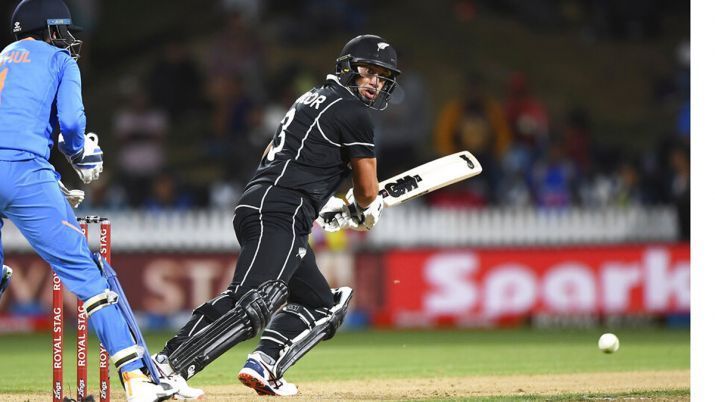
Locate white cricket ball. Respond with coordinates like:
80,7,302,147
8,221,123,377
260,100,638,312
598,333,620,353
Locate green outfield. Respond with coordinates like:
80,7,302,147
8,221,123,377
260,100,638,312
0,328,690,400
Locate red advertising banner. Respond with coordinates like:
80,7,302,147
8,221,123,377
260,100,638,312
0,254,237,326
378,244,690,327
0,244,690,331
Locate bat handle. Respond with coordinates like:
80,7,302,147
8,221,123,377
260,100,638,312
319,204,359,223
320,210,340,222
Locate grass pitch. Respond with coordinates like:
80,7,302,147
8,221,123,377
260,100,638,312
0,328,689,400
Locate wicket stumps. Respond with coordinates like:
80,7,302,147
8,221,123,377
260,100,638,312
52,216,112,402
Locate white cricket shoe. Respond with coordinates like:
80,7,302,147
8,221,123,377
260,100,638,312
122,369,176,402
152,353,206,400
238,351,298,396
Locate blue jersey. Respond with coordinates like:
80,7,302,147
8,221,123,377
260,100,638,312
0,40,147,377
0,38,85,161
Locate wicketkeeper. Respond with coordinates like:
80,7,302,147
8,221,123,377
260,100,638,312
154,34,401,396
0,1,196,400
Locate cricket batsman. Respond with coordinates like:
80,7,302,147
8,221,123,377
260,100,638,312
0,0,195,400
152,34,400,396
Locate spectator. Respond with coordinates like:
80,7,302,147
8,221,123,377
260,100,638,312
209,176,244,210
202,11,269,180
503,72,549,167
530,143,575,208
207,11,266,99
674,40,690,143
612,160,644,206
146,39,205,120
434,73,511,202
112,84,169,207
436,73,511,157
497,137,534,207
204,75,259,178
562,107,593,176
668,146,690,240
143,172,194,211
641,134,686,205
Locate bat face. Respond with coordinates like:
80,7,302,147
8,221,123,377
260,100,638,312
380,151,482,207
317,151,482,224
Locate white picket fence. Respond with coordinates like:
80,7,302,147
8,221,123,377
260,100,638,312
367,205,679,248
1,206,679,252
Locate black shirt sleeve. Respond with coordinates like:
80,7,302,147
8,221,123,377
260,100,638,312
332,101,376,159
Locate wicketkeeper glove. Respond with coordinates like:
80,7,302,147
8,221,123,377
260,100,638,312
58,180,85,208
58,132,104,184
0,265,12,302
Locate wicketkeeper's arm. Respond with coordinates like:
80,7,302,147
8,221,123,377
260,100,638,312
56,57,87,157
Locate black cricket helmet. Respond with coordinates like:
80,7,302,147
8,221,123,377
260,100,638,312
11,0,83,60
336,34,401,110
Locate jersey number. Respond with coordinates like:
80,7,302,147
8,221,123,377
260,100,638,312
267,107,296,161
0,68,8,105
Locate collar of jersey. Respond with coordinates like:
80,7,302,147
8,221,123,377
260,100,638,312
326,74,360,102
15,39,71,56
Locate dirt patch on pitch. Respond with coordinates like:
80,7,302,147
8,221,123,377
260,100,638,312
2,370,688,401
204,369,689,401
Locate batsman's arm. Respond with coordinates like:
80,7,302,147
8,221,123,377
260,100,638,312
318,157,378,224
350,157,378,208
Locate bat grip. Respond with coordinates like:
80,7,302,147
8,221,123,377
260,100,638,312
319,204,359,223
320,210,340,222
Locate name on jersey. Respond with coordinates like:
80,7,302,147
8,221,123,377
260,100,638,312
296,91,327,110
0,50,31,65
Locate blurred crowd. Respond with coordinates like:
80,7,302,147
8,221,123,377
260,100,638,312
429,68,690,214
27,0,687,237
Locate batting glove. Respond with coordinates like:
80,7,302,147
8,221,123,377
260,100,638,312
58,132,104,184
316,196,351,232
344,190,384,231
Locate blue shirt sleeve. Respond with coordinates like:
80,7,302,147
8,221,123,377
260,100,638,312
54,53,86,158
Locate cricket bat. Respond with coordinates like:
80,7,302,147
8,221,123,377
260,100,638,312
375,150,482,207
321,151,482,221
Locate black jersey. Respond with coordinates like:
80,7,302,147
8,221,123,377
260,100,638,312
246,75,376,215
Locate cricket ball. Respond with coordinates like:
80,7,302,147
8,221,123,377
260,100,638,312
598,333,620,353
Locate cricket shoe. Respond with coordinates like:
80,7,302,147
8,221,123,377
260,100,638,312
122,369,176,402
152,353,205,400
238,351,298,396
